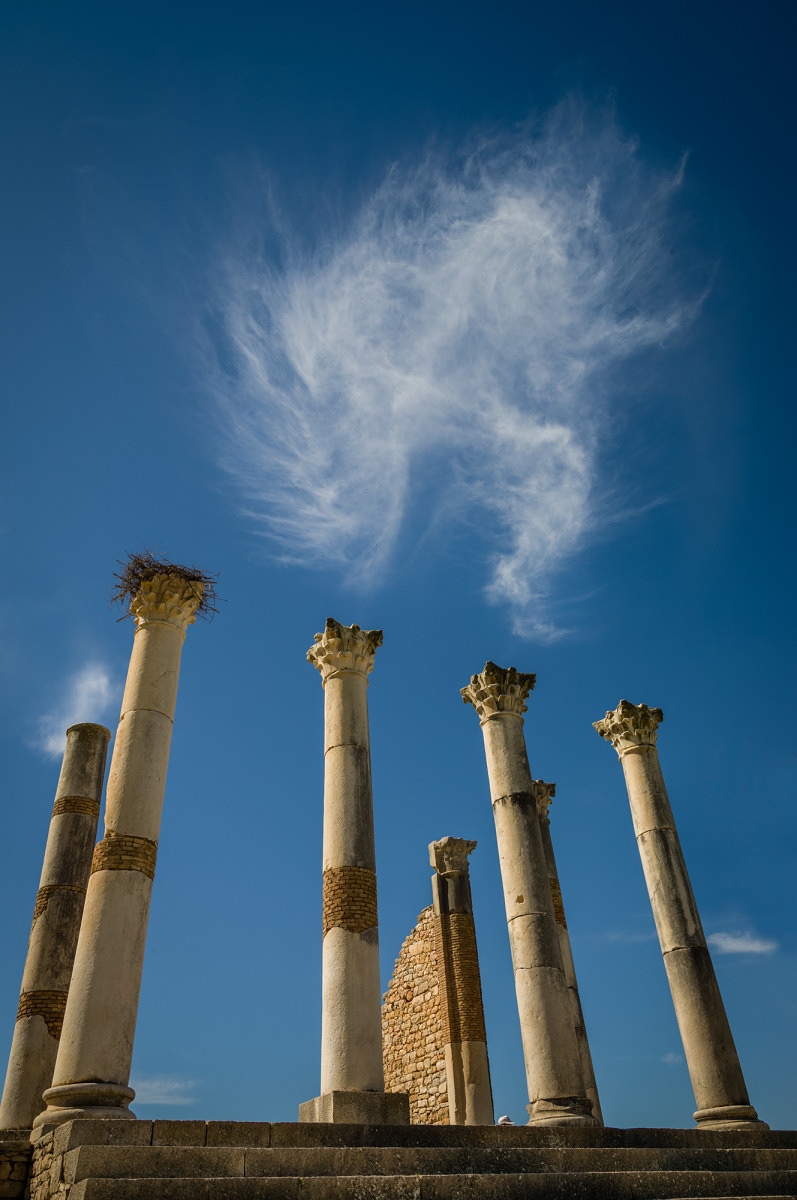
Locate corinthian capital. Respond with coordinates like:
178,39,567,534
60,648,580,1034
307,617,383,682
130,573,204,632
532,780,556,823
461,661,535,721
429,836,477,876
594,699,663,756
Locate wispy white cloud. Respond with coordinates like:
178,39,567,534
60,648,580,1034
130,1075,197,1106
201,101,699,635
661,1051,683,1065
36,663,116,757
707,931,778,956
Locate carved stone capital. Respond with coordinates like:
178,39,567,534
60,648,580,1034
594,699,663,756
307,617,383,682
429,836,477,875
130,573,203,632
532,780,556,823
461,661,535,721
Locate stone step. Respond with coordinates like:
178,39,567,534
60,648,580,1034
68,1172,797,1200
59,1144,797,1182
48,1121,797,1153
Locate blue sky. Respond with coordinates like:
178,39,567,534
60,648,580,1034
1,0,795,1128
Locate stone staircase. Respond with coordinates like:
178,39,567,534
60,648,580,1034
29,1120,797,1199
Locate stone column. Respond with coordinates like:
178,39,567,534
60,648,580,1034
299,619,409,1125
430,837,494,1126
594,700,767,1130
0,725,110,1130
531,780,603,1126
35,573,203,1128
462,663,596,1127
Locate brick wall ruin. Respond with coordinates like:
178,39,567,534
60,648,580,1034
382,906,449,1124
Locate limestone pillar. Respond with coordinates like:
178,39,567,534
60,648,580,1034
430,837,494,1126
594,700,767,1130
461,663,596,1127
0,725,110,1130
531,780,603,1126
299,618,408,1125
35,572,203,1128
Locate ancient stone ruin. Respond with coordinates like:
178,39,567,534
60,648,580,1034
0,570,792,1199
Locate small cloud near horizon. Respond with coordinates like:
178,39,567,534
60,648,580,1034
707,931,778,956
36,663,116,757
130,1075,197,1106
661,1052,683,1065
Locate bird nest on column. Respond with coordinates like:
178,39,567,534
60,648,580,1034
110,550,220,621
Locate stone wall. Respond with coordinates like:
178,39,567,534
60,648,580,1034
382,905,448,1124
0,1131,32,1199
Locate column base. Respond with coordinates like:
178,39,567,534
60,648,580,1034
694,1104,769,1130
32,1083,136,1131
299,1091,410,1125
526,1096,599,1127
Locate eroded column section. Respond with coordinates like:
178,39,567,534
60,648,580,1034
36,573,203,1128
430,837,494,1126
0,725,110,1130
532,780,603,1126
594,700,767,1130
462,664,596,1127
300,618,409,1125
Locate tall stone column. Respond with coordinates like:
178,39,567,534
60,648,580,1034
594,700,767,1130
0,725,110,1130
531,780,603,1126
299,619,409,1125
462,663,596,1126
35,572,203,1128
430,837,494,1126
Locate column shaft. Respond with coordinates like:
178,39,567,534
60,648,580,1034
36,572,203,1128
533,782,603,1126
300,619,408,1125
0,725,109,1130
320,669,382,1094
462,664,595,1127
430,838,493,1126
595,700,766,1130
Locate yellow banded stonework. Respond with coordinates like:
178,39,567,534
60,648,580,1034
433,912,487,1046
549,878,567,928
16,990,69,1039
322,866,378,936
91,831,158,880
32,883,86,922
52,795,101,819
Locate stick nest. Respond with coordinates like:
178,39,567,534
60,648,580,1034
111,551,220,621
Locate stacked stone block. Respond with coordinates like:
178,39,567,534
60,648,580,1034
382,907,449,1125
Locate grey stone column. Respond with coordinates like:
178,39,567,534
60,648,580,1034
430,837,494,1126
532,780,603,1126
299,619,408,1125
462,663,596,1127
35,573,203,1128
0,725,110,1130
594,700,767,1130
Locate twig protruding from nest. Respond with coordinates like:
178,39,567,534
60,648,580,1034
111,551,219,621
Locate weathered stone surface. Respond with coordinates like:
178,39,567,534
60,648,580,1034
595,700,765,1130
382,906,449,1125
37,575,203,1129
0,725,109,1131
299,1093,410,1126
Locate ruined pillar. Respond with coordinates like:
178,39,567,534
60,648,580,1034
594,700,767,1130
430,837,494,1126
35,572,204,1128
461,664,596,1126
299,618,409,1125
0,725,110,1130
531,780,603,1126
